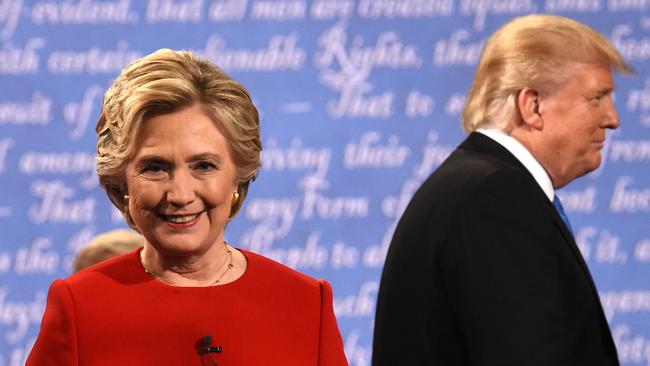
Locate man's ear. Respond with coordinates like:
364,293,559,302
517,88,543,130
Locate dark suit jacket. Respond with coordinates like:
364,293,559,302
372,133,618,366
27,249,348,366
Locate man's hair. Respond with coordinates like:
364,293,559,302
96,49,262,228
462,14,633,133
73,229,143,272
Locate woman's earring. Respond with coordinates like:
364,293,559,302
231,192,240,205
123,194,130,211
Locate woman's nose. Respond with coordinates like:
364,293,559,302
166,170,195,206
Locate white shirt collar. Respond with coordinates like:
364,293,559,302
477,128,554,202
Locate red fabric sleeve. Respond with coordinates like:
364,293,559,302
318,279,349,366
26,279,78,366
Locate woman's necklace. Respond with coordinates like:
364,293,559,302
212,245,234,285
140,242,234,286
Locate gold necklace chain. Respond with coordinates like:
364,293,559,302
212,245,234,285
141,243,234,286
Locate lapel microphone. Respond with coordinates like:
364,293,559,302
197,335,222,355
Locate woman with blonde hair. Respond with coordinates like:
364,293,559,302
27,48,348,365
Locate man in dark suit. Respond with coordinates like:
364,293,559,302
373,14,634,366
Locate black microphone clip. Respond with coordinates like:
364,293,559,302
197,335,222,355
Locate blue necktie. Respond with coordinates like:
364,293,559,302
552,195,573,235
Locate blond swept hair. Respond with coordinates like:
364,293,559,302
73,229,144,272
462,14,633,133
96,49,261,228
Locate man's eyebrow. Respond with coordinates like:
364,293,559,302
602,86,615,94
591,86,615,97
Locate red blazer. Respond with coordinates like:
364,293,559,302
27,249,348,365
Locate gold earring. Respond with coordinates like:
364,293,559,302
231,191,239,205
124,194,130,200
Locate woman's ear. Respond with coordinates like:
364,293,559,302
516,88,543,130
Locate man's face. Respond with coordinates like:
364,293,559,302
537,63,619,188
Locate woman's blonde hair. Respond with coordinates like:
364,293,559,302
96,49,261,228
462,14,633,133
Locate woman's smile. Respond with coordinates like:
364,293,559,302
162,211,203,227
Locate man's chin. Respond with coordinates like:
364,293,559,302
589,153,603,171
558,160,601,188
577,155,603,180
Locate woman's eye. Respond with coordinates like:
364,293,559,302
142,164,164,174
195,161,216,171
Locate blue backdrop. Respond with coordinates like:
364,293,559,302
1,1,649,365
